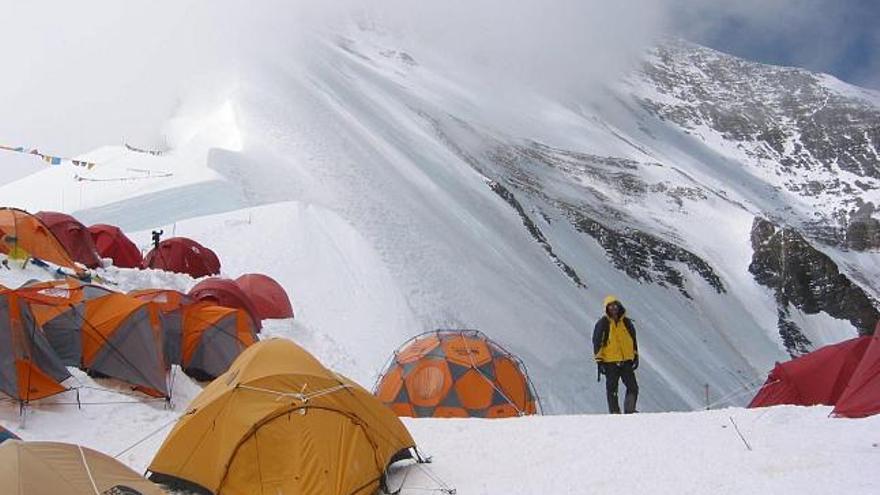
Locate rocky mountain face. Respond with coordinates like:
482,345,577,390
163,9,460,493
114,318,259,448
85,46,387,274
629,40,880,346
436,38,880,353
636,40,880,251
749,217,879,355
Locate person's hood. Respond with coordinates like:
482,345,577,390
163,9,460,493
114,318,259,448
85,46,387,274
603,295,626,317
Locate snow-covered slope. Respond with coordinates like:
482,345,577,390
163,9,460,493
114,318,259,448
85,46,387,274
1,27,878,416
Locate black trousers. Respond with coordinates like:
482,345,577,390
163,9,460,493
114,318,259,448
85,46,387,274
603,361,638,414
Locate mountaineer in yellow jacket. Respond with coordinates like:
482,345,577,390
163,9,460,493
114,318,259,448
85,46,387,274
593,295,639,414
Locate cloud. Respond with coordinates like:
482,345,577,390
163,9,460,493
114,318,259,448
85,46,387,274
364,1,665,95
0,1,669,155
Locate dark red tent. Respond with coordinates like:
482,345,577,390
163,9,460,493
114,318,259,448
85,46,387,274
35,211,102,268
834,332,880,418
749,336,871,408
88,224,143,269
188,277,261,330
235,273,294,320
143,237,220,279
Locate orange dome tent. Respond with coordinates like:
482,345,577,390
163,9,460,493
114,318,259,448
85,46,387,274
375,329,541,418
148,338,416,495
0,207,83,275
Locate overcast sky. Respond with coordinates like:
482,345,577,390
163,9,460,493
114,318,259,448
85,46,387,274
669,0,880,89
0,1,876,155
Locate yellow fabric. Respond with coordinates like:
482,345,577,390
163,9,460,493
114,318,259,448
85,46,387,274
149,338,415,495
596,295,636,363
0,440,165,495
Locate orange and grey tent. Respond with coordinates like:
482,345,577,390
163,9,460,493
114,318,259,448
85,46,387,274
235,273,294,319
130,288,192,366
0,288,72,403
179,304,258,381
23,279,116,366
22,284,168,398
0,440,165,495
375,329,541,418
131,290,257,380
148,338,416,495
0,207,83,275
35,211,103,269
0,424,18,444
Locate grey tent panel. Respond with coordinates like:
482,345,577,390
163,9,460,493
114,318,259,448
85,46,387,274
448,362,470,381
20,304,70,383
161,312,183,366
43,307,83,367
0,297,19,398
413,406,435,418
91,306,167,396
186,315,247,380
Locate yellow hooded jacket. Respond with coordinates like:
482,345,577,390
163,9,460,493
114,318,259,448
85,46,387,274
593,295,637,363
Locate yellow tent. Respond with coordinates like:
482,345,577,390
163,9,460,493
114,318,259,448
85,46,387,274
149,338,416,495
0,440,165,494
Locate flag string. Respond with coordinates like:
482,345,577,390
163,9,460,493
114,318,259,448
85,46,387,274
0,143,96,169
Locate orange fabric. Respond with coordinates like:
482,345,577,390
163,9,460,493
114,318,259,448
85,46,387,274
494,357,528,409
441,337,491,367
397,336,439,364
486,404,520,418
81,294,149,366
234,310,256,347
405,360,452,407
0,208,82,274
181,305,229,363
454,369,494,409
15,360,66,401
390,402,415,417
376,365,403,403
20,279,84,326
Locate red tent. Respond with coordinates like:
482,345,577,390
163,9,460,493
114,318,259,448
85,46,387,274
143,237,220,279
834,332,880,418
35,211,102,268
749,336,871,408
88,224,143,269
235,273,294,320
188,278,261,330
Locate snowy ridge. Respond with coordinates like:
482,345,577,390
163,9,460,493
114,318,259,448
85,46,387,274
1,23,879,493
0,28,877,416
